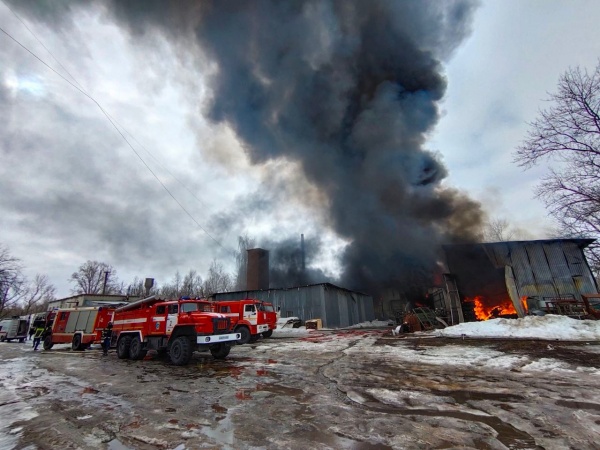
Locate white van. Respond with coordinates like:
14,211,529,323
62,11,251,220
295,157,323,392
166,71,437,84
0,317,29,342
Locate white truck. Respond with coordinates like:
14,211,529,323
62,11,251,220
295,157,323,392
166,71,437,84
0,317,29,342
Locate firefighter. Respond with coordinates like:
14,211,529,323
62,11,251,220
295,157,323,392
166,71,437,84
32,324,45,351
102,322,113,356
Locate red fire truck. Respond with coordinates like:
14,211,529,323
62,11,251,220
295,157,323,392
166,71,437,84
212,299,277,344
110,297,240,365
43,306,114,351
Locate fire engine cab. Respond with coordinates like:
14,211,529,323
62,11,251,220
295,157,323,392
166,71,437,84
212,299,277,344
111,296,240,365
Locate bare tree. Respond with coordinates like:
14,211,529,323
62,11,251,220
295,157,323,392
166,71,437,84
20,274,56,315
160,271,183,299
482,218,515,242
69,261,121,295
234,234,255,290
515,62,600,275
202,260,233,297
181,270,203,298
0,245,25,319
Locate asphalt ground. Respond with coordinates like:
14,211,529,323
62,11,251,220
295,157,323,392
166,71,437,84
1,331,599,450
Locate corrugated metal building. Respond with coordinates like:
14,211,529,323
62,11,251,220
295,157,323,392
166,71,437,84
443,239,599,316
212,283,375,328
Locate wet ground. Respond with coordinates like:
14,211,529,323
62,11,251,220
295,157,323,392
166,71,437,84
1,331,599,449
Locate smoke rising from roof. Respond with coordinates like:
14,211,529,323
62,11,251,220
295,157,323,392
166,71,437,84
10,0,485,297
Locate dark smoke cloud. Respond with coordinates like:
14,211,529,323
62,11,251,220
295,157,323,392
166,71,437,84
10,0,484,298
263,236,331,289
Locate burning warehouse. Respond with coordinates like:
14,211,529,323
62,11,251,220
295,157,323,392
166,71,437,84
440,239,599,323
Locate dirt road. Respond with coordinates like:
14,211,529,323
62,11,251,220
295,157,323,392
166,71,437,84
1,331,599,449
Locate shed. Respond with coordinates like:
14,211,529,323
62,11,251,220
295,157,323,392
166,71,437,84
212,283,375,329
443,239,599,317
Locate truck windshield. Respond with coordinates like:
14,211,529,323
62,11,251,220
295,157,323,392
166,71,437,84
181,303,199,313
181,303,212,313
261,304,275,312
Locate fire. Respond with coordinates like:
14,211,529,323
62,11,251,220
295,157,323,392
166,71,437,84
469,296,517,321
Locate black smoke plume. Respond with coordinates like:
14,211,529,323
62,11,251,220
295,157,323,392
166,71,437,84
10,1,485,300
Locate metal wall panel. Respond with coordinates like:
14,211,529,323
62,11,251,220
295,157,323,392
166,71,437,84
542,243,578,298
561,242,598,296
521,243,557,297
509,244,541,297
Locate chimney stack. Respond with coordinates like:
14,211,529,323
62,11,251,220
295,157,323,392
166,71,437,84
246,248,269,290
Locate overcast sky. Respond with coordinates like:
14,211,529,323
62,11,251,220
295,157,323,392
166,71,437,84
1,0,600,298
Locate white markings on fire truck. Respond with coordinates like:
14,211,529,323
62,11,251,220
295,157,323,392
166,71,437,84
113,318,147,325
152,317,166,322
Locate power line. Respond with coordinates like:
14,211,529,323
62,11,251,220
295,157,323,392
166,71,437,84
0,10,235,256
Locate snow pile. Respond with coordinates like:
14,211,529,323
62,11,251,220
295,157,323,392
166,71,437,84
346,320,391,329
435,315,600,341
272,317,310,338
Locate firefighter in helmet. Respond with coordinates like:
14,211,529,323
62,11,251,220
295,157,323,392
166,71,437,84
102,322,113,356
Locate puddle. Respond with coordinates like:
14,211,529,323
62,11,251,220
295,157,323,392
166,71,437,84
201,413,235,449
107,438,134,450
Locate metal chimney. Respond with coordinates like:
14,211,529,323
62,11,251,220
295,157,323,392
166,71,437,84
301,234,306,271
144,278,155,296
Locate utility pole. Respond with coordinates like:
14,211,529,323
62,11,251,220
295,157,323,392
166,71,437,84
102,271,110,295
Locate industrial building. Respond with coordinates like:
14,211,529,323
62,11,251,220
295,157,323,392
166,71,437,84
212,282,375,329
439,239,599,323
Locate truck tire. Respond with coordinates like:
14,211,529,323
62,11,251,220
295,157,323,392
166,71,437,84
117,335,132,359
262,329,273,338
210,343,231,359
129,336,147,360
72,334,83,351
169,336,192,366
236,326,251,345
43,335,54,350
0,335,5,342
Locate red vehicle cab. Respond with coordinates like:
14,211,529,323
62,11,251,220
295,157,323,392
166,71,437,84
213,299,277,344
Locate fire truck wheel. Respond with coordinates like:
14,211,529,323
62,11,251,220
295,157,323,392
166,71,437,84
169,336,192,366
0,336,5,342
43,335,54,350
129,336,147,360
210,343,231,359
236,326,251,345
117,335,132,359
72,334,83,351
262,330,273,338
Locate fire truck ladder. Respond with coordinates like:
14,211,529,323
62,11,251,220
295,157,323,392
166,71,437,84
443,274,464,325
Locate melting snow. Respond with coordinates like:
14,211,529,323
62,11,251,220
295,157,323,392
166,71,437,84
434,315,600,341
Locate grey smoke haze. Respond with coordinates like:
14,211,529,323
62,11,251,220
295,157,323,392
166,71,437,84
8,0,484,297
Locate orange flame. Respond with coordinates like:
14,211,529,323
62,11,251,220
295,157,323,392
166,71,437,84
469,296,517,321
